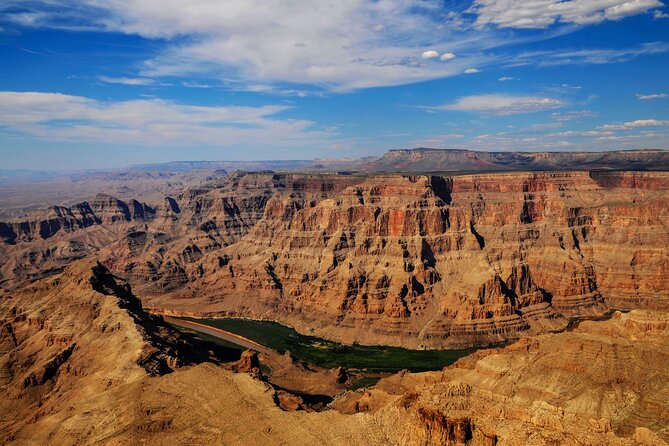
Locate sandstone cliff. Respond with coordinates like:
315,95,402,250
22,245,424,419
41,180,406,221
0,261,378,445
107,170,669,348
1,262,666,445
333,309,669,445
2,170,668,348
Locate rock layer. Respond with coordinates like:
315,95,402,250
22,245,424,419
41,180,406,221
334,309,669,445
1,262,667,445
2,170,669,348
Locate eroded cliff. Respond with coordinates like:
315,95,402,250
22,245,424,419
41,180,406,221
1,261,666,445
2,171,668,348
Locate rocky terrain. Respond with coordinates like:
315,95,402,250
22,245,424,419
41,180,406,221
0,169,223,221
364,148,669,172
1,168,668,349
0,260,667,445
333,309,669,445
1,150,669,444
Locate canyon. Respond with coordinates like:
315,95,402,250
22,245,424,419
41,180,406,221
2,168,668,348
1,149,669,444
1,259,667,445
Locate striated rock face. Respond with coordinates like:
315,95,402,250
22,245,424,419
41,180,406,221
2,170,669,348
2,261,666,445
333,310,669,445
103,170,668,348
0,260,383,445
0,193,154,243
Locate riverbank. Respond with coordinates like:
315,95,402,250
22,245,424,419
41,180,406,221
172,316,475,373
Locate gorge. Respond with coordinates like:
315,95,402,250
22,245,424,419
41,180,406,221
1,149,669,445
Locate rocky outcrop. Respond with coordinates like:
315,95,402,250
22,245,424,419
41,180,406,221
334,310,669,445
97,170,667,348
2,170,668,348
231,350,262,378
0,193,153,243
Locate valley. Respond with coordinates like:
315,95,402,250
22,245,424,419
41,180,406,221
1,148,669,445
169,315,476,372
2,0,668,442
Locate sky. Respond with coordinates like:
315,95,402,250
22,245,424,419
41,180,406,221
0,0,668,170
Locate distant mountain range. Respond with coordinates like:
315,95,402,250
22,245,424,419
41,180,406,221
361,148,669,172
128,158,372,172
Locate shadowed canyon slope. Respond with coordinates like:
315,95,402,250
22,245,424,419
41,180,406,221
1,261,667,445
2,169,668,348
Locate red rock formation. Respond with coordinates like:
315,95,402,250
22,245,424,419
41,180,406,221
2,171,668,348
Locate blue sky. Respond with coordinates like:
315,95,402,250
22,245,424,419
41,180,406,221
1,0,668,170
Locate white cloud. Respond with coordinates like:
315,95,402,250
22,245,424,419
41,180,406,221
637,93,667,100
655,9,669,17
599,119,669,130
440,53,456,61
464,68,481,74
421,50,440,59
434,94,563,115
531,121,564,130
1,1,497,92
498,76,515,81
0,91,335,147
98,76,159,86
622,119,669,127
470,0,663,29
2,1,666,93
551,110,596,121
549,130,615,137
182,81,213,88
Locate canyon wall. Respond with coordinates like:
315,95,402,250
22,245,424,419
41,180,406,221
2,171,668,348
1,259,666,445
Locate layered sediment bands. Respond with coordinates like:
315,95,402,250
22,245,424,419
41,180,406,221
2,170,669,348
0,261,386,445
0,193,157,290
1,261,666,445
0,193,154,243
108,170,669,348
334,310,669,445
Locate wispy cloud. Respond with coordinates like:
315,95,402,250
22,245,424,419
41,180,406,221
430,94,564,115
1,1,495,92
549,130,614,138
415,125,669,153
181,81,213,89
98,76,160,86
637,93,667,100
3,1,663,93
0,91,335,147
551,110,596,121
507,42,669,67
